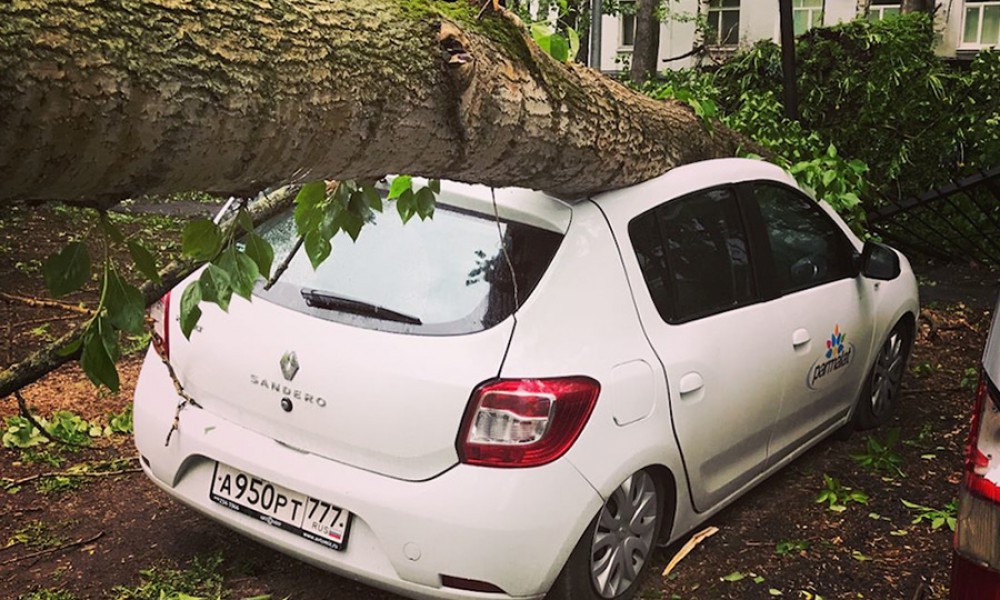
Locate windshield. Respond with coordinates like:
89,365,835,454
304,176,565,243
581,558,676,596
253,203,563,335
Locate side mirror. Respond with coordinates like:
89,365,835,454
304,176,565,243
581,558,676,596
861,241,901,281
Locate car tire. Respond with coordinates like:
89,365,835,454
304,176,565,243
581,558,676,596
547,470,663,600
853,320,913,430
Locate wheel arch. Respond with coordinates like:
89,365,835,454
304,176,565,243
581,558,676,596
647,464,678,544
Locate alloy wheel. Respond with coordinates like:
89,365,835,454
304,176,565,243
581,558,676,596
589,471,658,598
869,328,906,418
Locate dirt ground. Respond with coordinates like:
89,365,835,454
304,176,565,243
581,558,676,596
0,203,997,600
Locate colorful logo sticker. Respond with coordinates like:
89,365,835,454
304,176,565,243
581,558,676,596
808,324,854,389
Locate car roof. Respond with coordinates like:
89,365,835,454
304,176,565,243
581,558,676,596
590,158,799,208
414,178,572,234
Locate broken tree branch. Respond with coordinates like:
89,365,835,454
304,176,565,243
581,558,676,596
662,526,719,577
0,531,105,566
0,292,94,315
0,187,294,399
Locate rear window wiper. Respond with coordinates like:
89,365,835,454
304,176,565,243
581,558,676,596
300,289,423,325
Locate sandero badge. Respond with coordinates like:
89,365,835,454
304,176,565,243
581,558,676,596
808,325,855,389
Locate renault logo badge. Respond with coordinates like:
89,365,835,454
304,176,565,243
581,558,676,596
280,351,300,382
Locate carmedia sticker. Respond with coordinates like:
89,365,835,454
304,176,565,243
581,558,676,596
808,324,854,389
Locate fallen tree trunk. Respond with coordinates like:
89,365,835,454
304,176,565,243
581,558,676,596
0,189,294,400
0,0,747,207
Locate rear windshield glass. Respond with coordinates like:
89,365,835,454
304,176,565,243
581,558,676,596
252,202,563,335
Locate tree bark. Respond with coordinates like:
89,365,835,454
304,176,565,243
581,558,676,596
0,0,745,208
629,0,660,82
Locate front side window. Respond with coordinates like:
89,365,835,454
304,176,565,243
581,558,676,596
706,0,741,46
753,183,856,294
964,0,1000,47
630,187,755,323
792,0,824,35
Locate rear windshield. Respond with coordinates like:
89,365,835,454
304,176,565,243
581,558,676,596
252,203,563,335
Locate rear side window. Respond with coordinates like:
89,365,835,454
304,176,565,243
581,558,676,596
629,187,756,323
753,183,857,294
253,203,562,335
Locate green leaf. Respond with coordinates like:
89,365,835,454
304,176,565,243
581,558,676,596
179,281,203,339
388,175,413,200
428,179,441,194
43,241,92,297
104,270,146,334
294,181,328,233
548,32,569,62
333,209,365,242
396,189,416,224
236,208,254,233
415,187,436,220
530,23,553,54
199,264,233,311
768,589,783,596
243,232,274,279
721,572,746,582
99,213,125,244
127,240,161,284
566,26,580,61
304,230,332,270
80,321,120,392
362,184,383,212
181,219,222,261
57,336,83,357
218,247,259,300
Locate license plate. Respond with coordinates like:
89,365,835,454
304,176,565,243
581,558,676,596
209,462,352,551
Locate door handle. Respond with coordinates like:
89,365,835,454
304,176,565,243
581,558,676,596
792,328,811,347
679,372,704,395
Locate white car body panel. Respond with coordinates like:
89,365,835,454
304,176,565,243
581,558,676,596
134,159,920,599
167,287,515,481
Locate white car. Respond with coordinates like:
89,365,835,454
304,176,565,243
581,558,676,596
134,158,918,600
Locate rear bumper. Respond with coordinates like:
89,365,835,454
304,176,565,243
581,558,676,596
134,350,603,600
951,551,1000,599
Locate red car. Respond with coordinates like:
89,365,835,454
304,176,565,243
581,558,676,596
952,295,1000,598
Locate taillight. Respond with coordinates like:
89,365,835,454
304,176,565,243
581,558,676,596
149,292,170,359
457,377,600,468
962,373,1000,502
955,371,1000,573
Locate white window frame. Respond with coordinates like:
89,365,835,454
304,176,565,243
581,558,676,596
792,0,824,36
706,0,741,47
962,1,1000,48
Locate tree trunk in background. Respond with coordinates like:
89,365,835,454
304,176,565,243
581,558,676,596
629,0,660,82
0,0,746,209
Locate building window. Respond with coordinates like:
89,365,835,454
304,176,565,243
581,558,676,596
620,1,636,48
792,0,824,35
867,0,901,21
706,0,741,46
963,0,1000,47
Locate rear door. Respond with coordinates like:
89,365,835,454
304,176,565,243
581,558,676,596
624,185,786,511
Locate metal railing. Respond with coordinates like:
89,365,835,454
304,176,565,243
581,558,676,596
865,165,1000,267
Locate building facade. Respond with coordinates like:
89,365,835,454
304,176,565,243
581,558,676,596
600,1,1000,71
